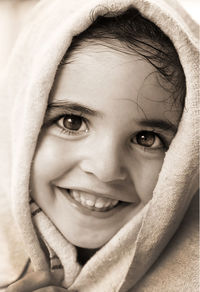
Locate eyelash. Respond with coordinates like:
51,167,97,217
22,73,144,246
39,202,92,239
59,127,86,136
49,114,168,151
131,131,168,151
57,114,89,136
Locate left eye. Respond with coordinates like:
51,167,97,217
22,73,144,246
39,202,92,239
131,131,163,149
57,114,88,134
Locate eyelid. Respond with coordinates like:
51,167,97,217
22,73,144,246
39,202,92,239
57,115,88,131
131,130,168,151
54,114,89,138
43,109,86,128
142,129,170,149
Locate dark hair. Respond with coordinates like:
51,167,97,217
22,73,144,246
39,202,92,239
60,8,186,108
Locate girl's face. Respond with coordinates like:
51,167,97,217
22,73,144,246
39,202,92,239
31,44,182,248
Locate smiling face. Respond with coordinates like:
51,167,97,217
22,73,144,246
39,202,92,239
30,43,182,248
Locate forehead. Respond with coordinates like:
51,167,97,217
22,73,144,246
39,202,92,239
50,43,182,124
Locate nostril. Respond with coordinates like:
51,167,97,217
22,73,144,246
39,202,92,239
79,159,127,183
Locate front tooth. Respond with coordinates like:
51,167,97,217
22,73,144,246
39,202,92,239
104,199,113,207
85,199,95,207
81,193,95,206
71,190,81,202
95,198,108,208
80,194,87,205
70,190,119,209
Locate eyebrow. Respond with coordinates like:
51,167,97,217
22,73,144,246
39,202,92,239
138,119,178,134
46,100,178,134
47,100,101,117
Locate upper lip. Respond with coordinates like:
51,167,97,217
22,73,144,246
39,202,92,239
56,186,136,203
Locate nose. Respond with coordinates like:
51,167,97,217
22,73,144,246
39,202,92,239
79,138,127,183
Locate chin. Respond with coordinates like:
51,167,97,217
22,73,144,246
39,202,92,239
65,233,112,249
66,233,109,249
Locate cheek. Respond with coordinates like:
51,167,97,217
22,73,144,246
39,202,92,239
130,155,164,204
32,135,78,182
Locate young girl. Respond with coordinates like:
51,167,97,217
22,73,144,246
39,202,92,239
0,0,199,291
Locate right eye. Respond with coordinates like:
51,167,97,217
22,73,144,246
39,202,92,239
131,131,166,150
57,114,89,136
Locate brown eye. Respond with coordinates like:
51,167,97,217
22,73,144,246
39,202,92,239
63,115,83,131
56,114,88,137
131,131,164,149
136,131,156,147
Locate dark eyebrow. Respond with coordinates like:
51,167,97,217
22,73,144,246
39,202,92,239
43,100,102,127
45,101,178,134
139,119,178,134
47,100,101,117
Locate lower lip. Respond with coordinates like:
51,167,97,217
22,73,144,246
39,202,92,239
57,187,132,219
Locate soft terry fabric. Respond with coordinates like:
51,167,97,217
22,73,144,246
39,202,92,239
0,0,199,291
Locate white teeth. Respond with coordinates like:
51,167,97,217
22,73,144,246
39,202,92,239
104,201,111,208
85,200,94,207
73,191,81,202
111,200,118,207
69,190,119,211
95,198,107,208
80,193,94,207
80,196,86,205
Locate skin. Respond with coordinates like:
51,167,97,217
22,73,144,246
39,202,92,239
9,42,182,290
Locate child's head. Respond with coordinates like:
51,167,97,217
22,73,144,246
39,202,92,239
30,8,185,249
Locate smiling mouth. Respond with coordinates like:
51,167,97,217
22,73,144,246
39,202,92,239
58,188,131,213
68,189,121,212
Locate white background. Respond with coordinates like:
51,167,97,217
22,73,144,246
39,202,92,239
180,0,200,23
